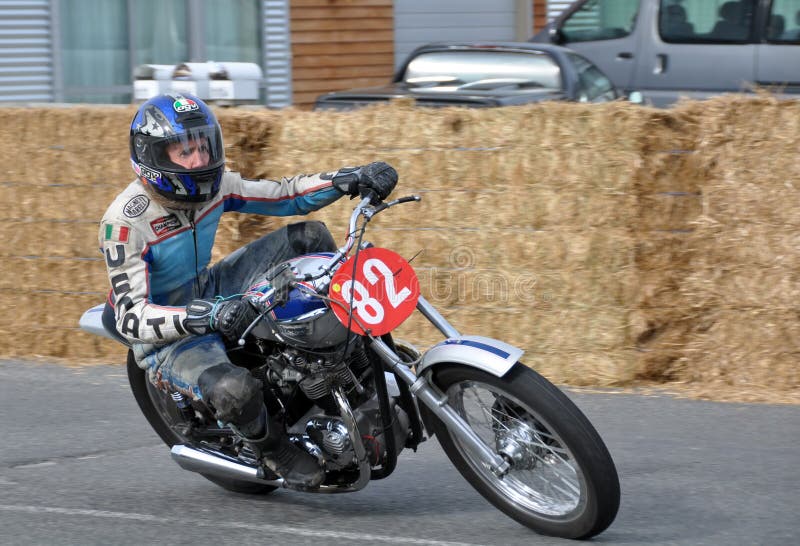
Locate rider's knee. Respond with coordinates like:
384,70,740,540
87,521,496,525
197,363,264,427
287,221,336,253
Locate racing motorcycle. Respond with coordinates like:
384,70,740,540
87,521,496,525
79,194,620,539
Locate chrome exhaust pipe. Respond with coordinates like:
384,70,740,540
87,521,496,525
170,445,284,486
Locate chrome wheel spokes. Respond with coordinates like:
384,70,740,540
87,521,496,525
449,381,585,516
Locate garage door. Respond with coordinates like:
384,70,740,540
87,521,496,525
0,0,53,102
547,0,575,20
393,0,520,69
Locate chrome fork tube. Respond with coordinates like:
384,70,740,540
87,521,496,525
369,338,510,477
416,295,460,339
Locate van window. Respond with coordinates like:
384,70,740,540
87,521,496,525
567,53,618,102
766,0,800,42
659,0,757,43
560,0,640,42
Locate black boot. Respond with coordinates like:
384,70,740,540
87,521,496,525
244,415,324,490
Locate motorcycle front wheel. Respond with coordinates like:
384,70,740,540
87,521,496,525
126,350,278,495
423,362,620,539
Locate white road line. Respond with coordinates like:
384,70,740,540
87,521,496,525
0,504,481,546
12,461,56,469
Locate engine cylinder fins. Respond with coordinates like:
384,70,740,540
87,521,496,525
298,368,353,399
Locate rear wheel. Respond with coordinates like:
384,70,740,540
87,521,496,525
422,362,619,539
126,350,278,494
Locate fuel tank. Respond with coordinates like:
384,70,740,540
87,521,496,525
248,253,350,348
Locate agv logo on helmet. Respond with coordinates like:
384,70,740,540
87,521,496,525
139,164,161,183
173,97,199,113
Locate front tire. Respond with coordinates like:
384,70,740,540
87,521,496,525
126,350,278,495
422,362,619,539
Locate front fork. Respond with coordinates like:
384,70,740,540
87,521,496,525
368,296,511,478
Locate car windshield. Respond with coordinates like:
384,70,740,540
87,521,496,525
402,50,562,91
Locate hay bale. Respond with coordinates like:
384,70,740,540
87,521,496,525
0,221,99,258
415,268,636,309
395,305,631,354
1,183,120,221
630,96,800,398
1,99,797,402
676,309,800,389
636,193,702,231
0,257,105,292
350,227,635,272
522,350,637,386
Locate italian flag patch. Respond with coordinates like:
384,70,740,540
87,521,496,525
104,224,130,243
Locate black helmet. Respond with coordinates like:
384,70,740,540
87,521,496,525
129,93,225,204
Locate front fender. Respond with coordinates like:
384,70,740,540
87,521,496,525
418,335,524,378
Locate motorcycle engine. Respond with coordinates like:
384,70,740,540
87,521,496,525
303,395,410,469
252,340,409,471
256,343,371,402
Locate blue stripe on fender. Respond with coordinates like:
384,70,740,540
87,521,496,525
442,339,510,359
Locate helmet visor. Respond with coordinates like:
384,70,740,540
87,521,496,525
141,124,225,173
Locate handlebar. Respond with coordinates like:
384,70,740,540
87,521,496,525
247,193,421,327
316,194,420,279
321,194,375,271
372,194,422,215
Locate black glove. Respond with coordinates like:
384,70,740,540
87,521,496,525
332,161,398,201
184,298,260,341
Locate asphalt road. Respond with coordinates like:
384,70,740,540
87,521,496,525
0,359,798,546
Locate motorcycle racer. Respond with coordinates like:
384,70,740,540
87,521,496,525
99,93,397,488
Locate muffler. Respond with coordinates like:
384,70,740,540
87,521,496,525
170,445,283,486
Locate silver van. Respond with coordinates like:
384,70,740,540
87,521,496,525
532,0,800,107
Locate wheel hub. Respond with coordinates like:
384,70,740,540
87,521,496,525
496,421,538,470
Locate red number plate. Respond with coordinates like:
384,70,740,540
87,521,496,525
329,247,420,336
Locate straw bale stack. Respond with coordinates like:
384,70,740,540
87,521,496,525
654,97,800,398
0,106,130,363
628,97,800,402
255,102,650,383
1,97,798,402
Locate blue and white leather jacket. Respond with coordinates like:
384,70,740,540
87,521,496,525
99,170,343,345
